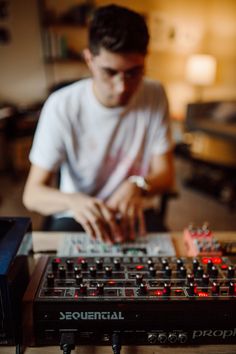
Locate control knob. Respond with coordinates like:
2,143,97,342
202,273,210,285
136,273,144,285
229,281,235,296
212,281,220,295
96,282,104,295
75,273,83,285
96,259,103,270
138,282,147,295
47,272,55,287
79,282,87,295
58,265,66,278
158,333,167,343
163,282,171,296
66,259,74,270
81,259,88,270
105,266,112,277
113,258,121,270
149,266,156,277
228,266,235,278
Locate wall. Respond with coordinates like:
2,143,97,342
0,0,236,116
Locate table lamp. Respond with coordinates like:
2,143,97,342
185,54,217,101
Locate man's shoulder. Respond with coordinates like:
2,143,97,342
50,78,90,99
142,78,164,92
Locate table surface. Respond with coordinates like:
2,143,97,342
1,231,236,354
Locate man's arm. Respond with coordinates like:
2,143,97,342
23,164,123,243
144,150,175,194
106,150,175,238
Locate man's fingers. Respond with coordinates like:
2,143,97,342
137,208,146,237
99,206,124,243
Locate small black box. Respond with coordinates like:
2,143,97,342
0,217,32,345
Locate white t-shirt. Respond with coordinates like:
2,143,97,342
30,78,172,202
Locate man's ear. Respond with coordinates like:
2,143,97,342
83,48,93,68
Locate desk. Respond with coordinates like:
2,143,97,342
1,231,236,354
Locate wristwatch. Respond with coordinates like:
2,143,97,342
128,175,150,192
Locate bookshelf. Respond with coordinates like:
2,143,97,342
38,0,94,86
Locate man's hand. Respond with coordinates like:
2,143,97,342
68,193,123,244
106,180,146,240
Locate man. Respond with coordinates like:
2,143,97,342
23,4,174,243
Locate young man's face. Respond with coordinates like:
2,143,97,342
84,48,145,107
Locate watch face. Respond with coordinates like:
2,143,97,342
128,176,149,191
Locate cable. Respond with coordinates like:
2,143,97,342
111,332,122,354
60,332,75,354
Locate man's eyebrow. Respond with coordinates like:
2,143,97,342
101,65,144,74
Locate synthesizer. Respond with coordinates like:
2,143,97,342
0,217,31,345
23,254,236,347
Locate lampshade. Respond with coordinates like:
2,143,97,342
185,54,217,86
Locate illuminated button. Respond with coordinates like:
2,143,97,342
198,291,209,297
212,257,222,264
136,265,144,271
47,273,55,287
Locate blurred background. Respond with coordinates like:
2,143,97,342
0,0,236,231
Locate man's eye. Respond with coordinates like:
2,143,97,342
104,69,117,77
126,67,143,78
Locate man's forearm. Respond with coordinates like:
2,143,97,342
145,170,174,195
23,184,76,216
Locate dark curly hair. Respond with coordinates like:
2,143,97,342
88,4,149,55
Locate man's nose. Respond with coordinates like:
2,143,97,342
113,73,128,93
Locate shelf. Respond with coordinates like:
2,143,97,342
45,57,85,64
43,19,87,28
